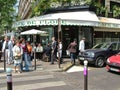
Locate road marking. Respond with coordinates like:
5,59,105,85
66,66,90,73
0,75,54,83
0,81,66,90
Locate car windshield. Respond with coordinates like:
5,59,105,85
92,43,110,49
92,43,103,49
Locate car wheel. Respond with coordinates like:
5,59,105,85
95,57,105,67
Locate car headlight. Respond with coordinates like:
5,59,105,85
87,52,95,57
107,58,110,63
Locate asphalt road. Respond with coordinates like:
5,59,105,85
53,66,120,90
0,61,120,90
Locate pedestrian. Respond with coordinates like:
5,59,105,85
0,40,3,62
20,39,30,71
2,36,11,64
58,40,63,64
43,43,52,62
9,36,15,63
26,41,32,69
13,40,23,73
79,37,85,53
67,39,77,64
31,43,36,61
50,37,57,64
36,43,43,60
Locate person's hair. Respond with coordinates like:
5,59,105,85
26,41,30,44
15,40,20,44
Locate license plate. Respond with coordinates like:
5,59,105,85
110,68,119,72
79,57,84,60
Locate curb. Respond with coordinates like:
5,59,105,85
62,62,74,71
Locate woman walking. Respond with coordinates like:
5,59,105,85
13,40,23,73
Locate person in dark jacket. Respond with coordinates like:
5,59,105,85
51,37,57,64
0,40,3,62
44,43,52,62
67,39,77,64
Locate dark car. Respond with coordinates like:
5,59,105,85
78,42,120,67
106,53,120,72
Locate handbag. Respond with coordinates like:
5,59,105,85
14,55,21,60
14,46,21,60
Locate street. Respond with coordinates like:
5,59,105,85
0,59,120,90
54,66,120,90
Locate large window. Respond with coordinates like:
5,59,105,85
94,31,120,45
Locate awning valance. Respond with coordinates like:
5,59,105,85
13,11,99,27
12,11,120,28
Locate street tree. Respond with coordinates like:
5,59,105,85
0,0,17,34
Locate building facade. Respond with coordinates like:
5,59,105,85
16,0,120,56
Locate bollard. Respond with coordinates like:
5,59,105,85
4,49,6,71
6,68,13,90
84,60,88,90
34,48,36,70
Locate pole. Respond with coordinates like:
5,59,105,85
58,18,61,68
6,68,13,90
84,60,88,90
34,47,36,70
4,49,6,71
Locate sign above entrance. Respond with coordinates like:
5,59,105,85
50,1,87,8
13,19,120,28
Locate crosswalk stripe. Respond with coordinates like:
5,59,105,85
66,66,90,73
0,81,66,90
0,75,54,84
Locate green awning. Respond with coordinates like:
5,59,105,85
12,19,120,28
12,11,120,28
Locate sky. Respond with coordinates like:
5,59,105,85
14,0,19,14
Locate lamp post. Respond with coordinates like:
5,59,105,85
4,49,6,71
58,18,61,68
34,46,36,70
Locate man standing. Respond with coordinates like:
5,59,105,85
9,36,15,63
79,37,85,53
51,37,57,64
2,36,11,64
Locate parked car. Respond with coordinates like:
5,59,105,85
78,42,120,67
106,53,120,72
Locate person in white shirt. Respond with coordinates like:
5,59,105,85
79,37,85,52
36,43,43,60
2,36,10,64
13,40,23,73
58,40,62,64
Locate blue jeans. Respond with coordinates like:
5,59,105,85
27,54,32,66
70,52,76,64
23,52,29,71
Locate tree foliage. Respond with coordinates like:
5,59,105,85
31,0,92,17
0,0,17,33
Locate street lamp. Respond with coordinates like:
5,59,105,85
58,18,61,68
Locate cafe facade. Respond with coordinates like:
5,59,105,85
13,6,120,56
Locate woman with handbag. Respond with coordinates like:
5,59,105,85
13,40,23,73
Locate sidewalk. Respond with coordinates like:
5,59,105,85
39,58,74,72
0,58,73,74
